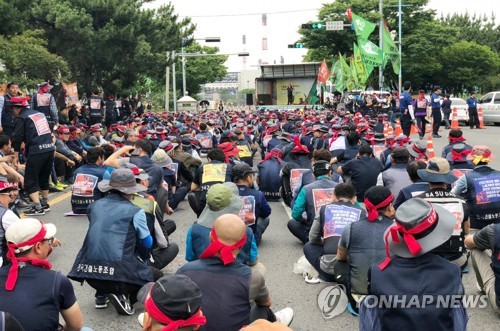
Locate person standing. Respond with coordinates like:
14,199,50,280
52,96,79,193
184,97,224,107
287,84,294,105
399,81,415,137
430,86,442,138
31,82,58,131
441,94,452,129
88,89,105,126
466,91,480,129
0,82,19,137
11,97,55,216
412,90,429,140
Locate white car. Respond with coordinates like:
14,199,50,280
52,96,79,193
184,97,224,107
439,97,468,125
479,91,500,125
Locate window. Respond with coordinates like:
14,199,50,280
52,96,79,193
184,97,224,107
494,93,500,104
481,93,493,104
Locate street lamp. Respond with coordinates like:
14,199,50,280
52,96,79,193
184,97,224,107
181,37,221,96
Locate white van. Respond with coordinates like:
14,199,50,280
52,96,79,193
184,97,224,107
479,91,500,125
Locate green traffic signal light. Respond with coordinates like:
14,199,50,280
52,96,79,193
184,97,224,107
295,43,304,48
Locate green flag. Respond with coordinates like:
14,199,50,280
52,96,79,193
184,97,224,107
351,13,376,41
358,39,383,71
350,57,359,89
353,43,368,85
330,59,340,84
306,80,321,105
339,54,354,91
382,27,400,74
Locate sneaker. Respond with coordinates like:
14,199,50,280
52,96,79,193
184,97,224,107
274,307,294,326
304,275,330,284
432,134,442,138
49,184,62,193
41,200,51,212
15,198,34,210
108,293,135,315
95,294,109,309
56,181,68,190
24,206,45,216
138,313,145,327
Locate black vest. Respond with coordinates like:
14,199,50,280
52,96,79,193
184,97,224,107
257,158,283,201
304,177,338,225
71,164,106,214
68,193,154,285
130,156,163,197
197,161,232,201
235,139,253,166
369,254,463,331
32,93,55,124
464,166,500,229
18,108,55,156
88,96,103,118
1,95,15,128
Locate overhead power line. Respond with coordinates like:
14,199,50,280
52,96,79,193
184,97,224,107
181,8,319,18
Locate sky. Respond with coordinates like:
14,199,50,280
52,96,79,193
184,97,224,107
144,0,499,72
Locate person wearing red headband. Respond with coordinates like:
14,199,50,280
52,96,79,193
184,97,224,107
0,219,83,331
31,82,58,131
441,129,472,158
361,198,465,331
451,145,500,232
0,81,20,137
177,214,293,331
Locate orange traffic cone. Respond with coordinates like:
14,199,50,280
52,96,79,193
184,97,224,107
387,124,394,136
383,122,389,136
478,107,485,129
427,135,435,158
450,108,460,129
395,120,403,136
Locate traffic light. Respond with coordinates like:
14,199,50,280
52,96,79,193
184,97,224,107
301,22,324,29
288,43,305,48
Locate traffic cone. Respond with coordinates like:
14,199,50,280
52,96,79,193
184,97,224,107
387,124,394,136
426,135,435,158
383,122,389,136
478,107,485,129
450,108,460,129
395,120,403,136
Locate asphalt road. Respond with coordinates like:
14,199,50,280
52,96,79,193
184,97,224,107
34,124,500,330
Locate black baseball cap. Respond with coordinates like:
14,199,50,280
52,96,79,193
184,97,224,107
137,275,203,320
313,160,331,176
233,163,258,179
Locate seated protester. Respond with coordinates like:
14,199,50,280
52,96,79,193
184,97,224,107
257,148,284,202
137,275,207,331
159,140,194,189
327,124,346,158
304,183,367,284
465,224,500,315
151,149,188,211
124,129,139,146
177,214,294,331
394,161,429,209
84,124,108,146
361,198,467,331
376,148,412,197
331,132,360,166
0,219,84,330
186,183,258,266
129,166,179,271
0,175,21,266
233,163,272,245
68,169,159,316
441,129,472,158
234,128,254,166
445,143,474,170
104,141,163,198
279,138,311,207
71,147,107,214
292,149,343,205
312,126,329,151
381,134,410,170
55,126,82,184
190,149,233,217
416,158,469,270
218,142,241,166
64,127,86,159
289,161,338,244
181,138,202,162
75,126,92,151
196,122,217,153
338,145,384,202
335,186,395,312
406,140,429,163
169,138,203,171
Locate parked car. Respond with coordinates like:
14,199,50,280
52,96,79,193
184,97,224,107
479,91,500,125
444,98,469,125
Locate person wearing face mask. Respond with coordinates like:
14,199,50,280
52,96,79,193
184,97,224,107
0,219,83,331
233,163,271,246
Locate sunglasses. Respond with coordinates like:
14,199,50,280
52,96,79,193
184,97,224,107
43,237,55,245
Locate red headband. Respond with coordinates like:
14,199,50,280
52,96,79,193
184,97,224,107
144,293,206,331
5,223,52,290
364,194,394,222
412,144,427,161
0,181,18,190
451,149,471,162
292,136,309,154
261,149,282,164
199,228,246,265
449,136,465,144
379,207,438,270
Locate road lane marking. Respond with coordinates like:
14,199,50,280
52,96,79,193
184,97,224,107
20,191,72,218
281,200,292,219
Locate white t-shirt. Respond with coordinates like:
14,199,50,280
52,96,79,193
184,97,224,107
0,210,21,267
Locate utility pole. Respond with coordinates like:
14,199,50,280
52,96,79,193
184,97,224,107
165,51,170,111
181,42,187,96
172,50,177,112
378,0,384,91
398,0,403,93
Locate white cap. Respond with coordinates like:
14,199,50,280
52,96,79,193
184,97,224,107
5,218,56,254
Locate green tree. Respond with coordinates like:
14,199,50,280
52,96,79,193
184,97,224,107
177,43,228,97
440,41,500,94
0,30,70,87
